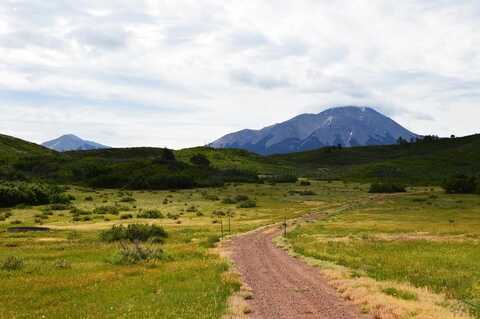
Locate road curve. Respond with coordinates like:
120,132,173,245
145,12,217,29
230,227,370,319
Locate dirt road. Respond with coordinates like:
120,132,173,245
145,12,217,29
230,226,370,319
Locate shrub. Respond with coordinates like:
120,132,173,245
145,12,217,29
49,203,71,211
186,206,197,212
0,182,72,208
299,180,311,186
261,174,298,183
100,224,168,243
442,175,477,194
1,256,24,271
10,220,22,225
54,259,72,269
137,209,164,219
120,213,133,220
369,183,406,193
237,199,256,208
94,206,120,215
166,212,179,220
190,154,210,167
222,197,237,204
119,196,136,203
114,241,165,265
85,196,94,201
234,194,249,202
200,235,220,248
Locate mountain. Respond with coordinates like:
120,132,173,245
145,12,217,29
210,106,419,155
42,134,110,152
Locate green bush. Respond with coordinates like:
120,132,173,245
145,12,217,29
369,183,406,193
137,209,164,219
100,224,168,243
200,235,220,248
237,199,256,208
93,206,120,215
442,175,477,194
0,182,71,208
114,241,166,265
1,256,24,271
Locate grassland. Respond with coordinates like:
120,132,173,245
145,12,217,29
1,177,479,318
0,181,327,318
287,187,480,317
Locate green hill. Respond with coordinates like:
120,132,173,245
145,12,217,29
1,132,479,187
0,134,54,163
274,134,480,184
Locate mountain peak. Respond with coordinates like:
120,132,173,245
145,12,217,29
210,106,418,155
42,134,110,152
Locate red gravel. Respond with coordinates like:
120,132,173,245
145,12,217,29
230,227,371,319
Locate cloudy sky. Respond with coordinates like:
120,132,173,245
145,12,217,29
1,0,479,148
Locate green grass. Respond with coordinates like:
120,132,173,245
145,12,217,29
0,181,328,318
287,190,480,317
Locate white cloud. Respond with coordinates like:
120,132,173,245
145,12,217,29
1,0,479,148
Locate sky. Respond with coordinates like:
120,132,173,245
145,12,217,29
1,0,479,149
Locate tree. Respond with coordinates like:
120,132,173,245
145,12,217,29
190,154,210,167
160,148,176,162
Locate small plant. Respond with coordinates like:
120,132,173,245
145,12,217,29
84,196,94,201
49,203,71,211
299,180,311,186
10,220,22,225
166,212,179,220
382,287,417,301
200,235,220,248
234,195,249,202
120,213,133,220
222,197,237,204
137,209,164,219
119,197,136,203
54,259,72,269
186,206,197,212
1,256,24,271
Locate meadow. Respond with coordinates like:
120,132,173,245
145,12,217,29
287,186,480,317
0,181,325,318
1,180,479,318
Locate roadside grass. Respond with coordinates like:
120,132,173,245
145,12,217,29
287,191,480,317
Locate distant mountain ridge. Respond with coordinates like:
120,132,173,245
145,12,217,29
42,134,110,152
210,106,419,155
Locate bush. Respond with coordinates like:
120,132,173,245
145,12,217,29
100,224,168,243
299,180,311,186
119,196,136,203
442,175,477,194
222,197,236,204
137,209,164,219
190,154,210,167
94,206,120,215
237,199,256,208
234,194,249,202
120,213,133,220
200,235,220,248
1,256,24,271
0,182,72,208
261,174,298,184
49,203,71,211
114,241,165,265
369,183,406,193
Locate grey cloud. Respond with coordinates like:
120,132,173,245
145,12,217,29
69,27,129,50
229,69,291,90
